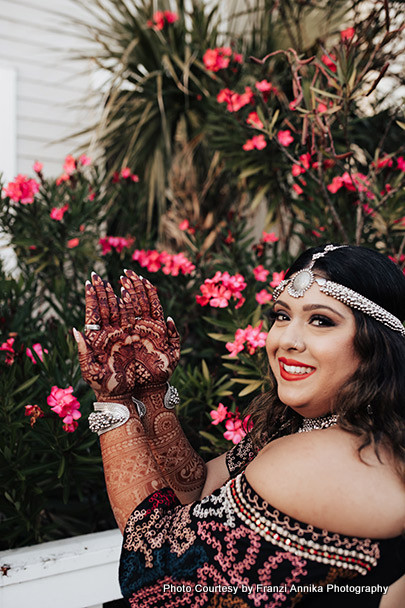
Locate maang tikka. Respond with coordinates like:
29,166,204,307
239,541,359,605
273,245,405,337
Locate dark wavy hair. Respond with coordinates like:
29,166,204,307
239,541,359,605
245,245,405,482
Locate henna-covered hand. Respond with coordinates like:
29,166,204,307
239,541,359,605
119,269,180,387
75,272,180,400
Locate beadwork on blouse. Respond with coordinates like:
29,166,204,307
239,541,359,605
119,471,404,607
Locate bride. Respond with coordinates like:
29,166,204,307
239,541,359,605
74,243,405,607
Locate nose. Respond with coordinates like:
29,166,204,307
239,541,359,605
278,322,305,352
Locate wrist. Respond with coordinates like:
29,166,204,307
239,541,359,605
94,393,134,406
132,383,167,399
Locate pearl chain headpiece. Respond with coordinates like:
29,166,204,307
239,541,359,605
273,245,405,337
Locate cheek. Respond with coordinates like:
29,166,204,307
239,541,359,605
266,330,278,371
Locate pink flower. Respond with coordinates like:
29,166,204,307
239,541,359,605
217,86,254,112
56,173,70,186
317,102,328,113
224,418,246,444
340,27,355,41
270,271,286,288
277,130,294,147
210,403,228,425
253,265,269,282
179,219,190,231
164,11,178,24
0,337,15,365
3,175,40,205
63,421,79,432
147,10,178,30
292,164,305,177
312,226,326,238
26,343,48,364
47,385,81,428
24,404,44,427
327,176,343,193
292,183,304,195
397,157,405,171
78,154,91,166
99,236,133,255
243,134,267,151
63,155,76,176
226,323,267,357
196,271,246,308
255,80,273,101
300,153,312,169
121,167,131,178
262,231,278,243
33,161,43,173
132,249,195,276
203,47,232,72
67,238,79,249
256,289,273,305
321,53,337,72
50,203,69,221
246,111,264,129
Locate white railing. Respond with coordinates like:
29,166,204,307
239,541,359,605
0,529,123,608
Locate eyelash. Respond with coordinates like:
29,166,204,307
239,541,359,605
269,310,336,327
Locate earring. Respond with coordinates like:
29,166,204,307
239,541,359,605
366,404,373,415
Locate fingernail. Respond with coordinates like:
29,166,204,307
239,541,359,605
123,268,129,273
91,271,97,278
139,275,143,280
85,280,91,286
167,316,174,322
72,328,81,343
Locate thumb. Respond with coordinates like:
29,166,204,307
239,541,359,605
166,317,180,351
72,327,94,370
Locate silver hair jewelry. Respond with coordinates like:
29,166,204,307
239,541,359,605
89,402,130,435
132,382,180,418
84,324,101,331
273,244,405,337
298,414,339,433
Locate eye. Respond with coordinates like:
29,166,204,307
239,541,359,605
310,314,335,327
269,309,290,323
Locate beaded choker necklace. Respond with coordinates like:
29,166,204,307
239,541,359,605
298,414,339,433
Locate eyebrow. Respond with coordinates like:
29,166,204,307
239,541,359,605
275,300,346,319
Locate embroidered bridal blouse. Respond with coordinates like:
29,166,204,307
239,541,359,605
119,437,405,607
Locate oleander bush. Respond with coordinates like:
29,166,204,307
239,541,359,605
1,0,404,549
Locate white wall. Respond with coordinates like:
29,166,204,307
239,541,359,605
0,0,96,178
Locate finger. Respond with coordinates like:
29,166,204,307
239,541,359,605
73,327,96,375
85,281,101,333
91,272,110,326
143,279,165,322
120,288,137,327
124,269,151,318
117,297,130,330
167,316,181,354
105,281,120,327
120,274,142,319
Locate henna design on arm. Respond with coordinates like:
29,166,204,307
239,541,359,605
75,275,168,530
120,270,207,503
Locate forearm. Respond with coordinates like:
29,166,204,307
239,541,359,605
134,384,207,504
97,395,167,532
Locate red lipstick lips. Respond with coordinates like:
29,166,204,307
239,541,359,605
278,357,316,382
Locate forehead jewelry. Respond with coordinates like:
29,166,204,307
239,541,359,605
273,244,405,337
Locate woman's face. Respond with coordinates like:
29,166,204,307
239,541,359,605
266,281,360,418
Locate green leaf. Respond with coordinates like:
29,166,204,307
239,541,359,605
11,375,40,397
238,380,263,396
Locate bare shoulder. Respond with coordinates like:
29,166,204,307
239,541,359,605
245,428,405,538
